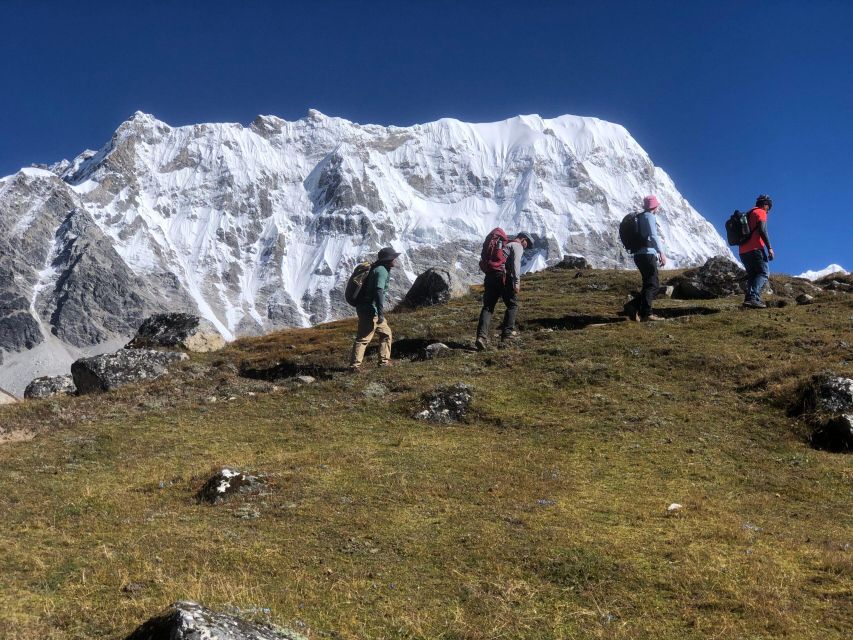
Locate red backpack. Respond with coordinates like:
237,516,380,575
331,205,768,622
479,228,509,273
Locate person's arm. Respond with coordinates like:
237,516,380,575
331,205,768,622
373,267,389,321
509,243,522,291
756,218,774,259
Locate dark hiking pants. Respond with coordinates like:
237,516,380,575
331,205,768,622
740,249,770,303
476,271,518,339
633,253,660,318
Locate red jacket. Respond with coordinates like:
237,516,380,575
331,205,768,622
739,207,767,254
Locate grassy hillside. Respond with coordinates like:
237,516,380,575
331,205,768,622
0,267,851,639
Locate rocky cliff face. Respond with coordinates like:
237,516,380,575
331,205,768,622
1,110,732,389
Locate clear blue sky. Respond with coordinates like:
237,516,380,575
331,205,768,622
2,0,850,274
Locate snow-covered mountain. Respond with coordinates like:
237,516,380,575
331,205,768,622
796,264,848,281
0,110,731,392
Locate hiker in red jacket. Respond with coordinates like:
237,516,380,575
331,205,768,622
475,231,533,350
739,194,775,308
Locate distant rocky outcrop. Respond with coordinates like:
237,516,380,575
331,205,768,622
71,349,188,394
790,373,853,452
196,468,267,504
24,375,76,399
124,600,306,640
551,255,591,270
402,268,467,309
415,383,473,423
667,256,746,299
126,313,225,352
0,386,19,405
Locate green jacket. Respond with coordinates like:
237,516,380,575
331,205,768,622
356,265,390,317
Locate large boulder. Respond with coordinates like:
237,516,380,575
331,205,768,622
552,255,591,270
124,600,306,640
126,313,225,352
402,268,467,309
667,256,746,299
24,374,76,399
811,414,853,453
71,349,188,394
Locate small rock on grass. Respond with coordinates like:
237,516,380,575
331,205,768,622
196,467,266,504
666,503,683,515
415,383,473,424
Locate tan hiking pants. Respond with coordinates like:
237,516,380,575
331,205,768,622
350,312,392,367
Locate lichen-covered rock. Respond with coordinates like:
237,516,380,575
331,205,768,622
795,293,814,305
126,312,225,352
402,268,467,309
667,256,746,299
71,349,188,394
811,414,853,453
196,468,266,504
124,600,306,640
24,374,76,399
416,383,473,423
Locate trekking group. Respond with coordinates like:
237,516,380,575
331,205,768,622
346,193,775,369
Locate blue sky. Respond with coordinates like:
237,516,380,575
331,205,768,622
1,0,850,274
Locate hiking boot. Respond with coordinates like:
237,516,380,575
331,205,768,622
348,365,363,374
379,360,394,368
742,300,767,309
474,336,488,351
639,314,664,322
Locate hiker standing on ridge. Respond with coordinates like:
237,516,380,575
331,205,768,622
475,230,534,350
349,247,400,371
626,195,667,321
739,194,775,309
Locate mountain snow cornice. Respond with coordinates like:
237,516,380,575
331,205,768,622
1,109,730,375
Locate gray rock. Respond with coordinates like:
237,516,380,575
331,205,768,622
71,349,188,394
811,414,853,453
24,374,76,399
402,267,467,309
124,600,306,640
126,312,225,352
362,382,388,398
196,468,266,504
667,256,746,299
421,342,451,360
294,375,316,385
796,293,815,305
415,383,473,423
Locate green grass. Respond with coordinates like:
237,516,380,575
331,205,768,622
0,267,851,639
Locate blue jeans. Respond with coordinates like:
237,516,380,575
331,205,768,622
740,249,769,303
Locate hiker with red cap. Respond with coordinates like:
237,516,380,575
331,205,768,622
349,246,400,370
474,230,534,350
625,195,668,321
739,194,775,308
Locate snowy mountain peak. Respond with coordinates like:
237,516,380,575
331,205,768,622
1,110,733,392
796,264,848,281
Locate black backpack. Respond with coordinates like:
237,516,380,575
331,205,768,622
619,212,645,253
725,210,753,246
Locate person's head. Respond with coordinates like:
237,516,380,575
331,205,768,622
376,247,401,267
643,195,660,212
515,231,534,249
755,194,773,212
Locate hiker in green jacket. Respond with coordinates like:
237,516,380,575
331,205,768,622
349,247,400,371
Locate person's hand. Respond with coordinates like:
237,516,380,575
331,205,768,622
514,284,520,294
659,253,667,267
767,248,775,261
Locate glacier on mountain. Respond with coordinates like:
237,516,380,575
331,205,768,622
1,109,732,393
796,264,848,281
